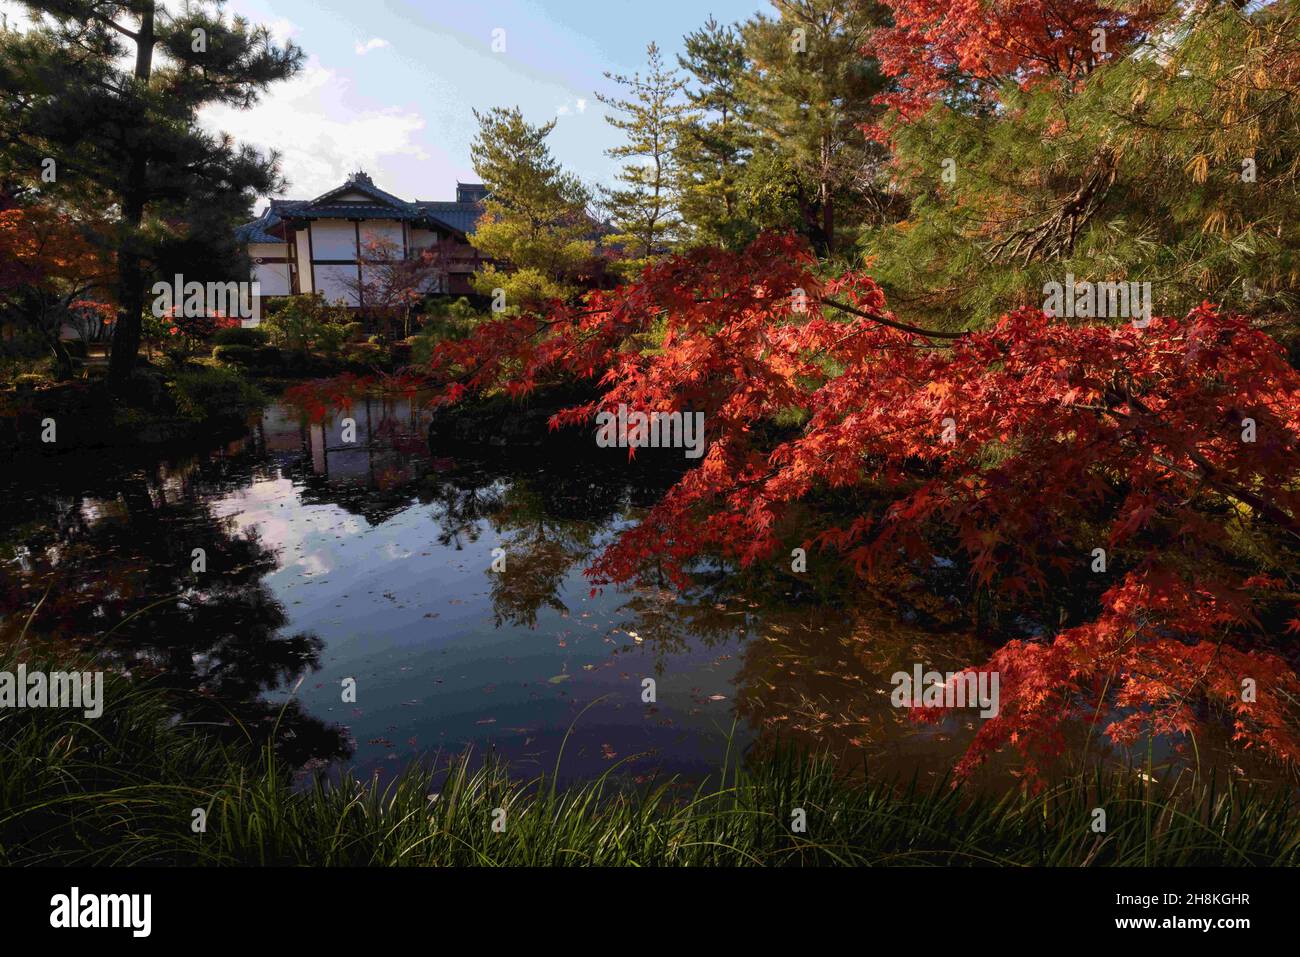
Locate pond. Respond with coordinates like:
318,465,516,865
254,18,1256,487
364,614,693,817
0,396,1285,791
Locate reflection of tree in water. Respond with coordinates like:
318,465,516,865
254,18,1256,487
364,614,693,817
2,398,1015,780
483,482,600,628
484,441,686,629
613,584,754,665
728,604,988,768
0,448,349,767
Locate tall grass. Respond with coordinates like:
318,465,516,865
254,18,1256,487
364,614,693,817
2,652,1298,866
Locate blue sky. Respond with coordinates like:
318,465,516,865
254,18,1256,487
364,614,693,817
192,0,770,209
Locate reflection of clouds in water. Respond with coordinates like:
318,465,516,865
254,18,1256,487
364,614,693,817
296,553,332,578
211,478,372,583
78,496,129,527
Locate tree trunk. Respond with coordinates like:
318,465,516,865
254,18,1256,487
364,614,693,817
109,248,145,386
107,3,156,391
37,314,74,381
821,180,834,258
50,338,74,381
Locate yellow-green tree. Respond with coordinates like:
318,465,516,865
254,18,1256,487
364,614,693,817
468,107,596,308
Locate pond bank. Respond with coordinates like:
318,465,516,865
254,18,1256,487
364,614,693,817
3,650,1296,866
0,363,267,459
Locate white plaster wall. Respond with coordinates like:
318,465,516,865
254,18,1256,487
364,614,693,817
295,231,314,293
311,220,358,260
315,264,360,306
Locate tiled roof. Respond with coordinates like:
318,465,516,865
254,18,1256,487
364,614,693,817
237,176,486,243
235,199,305,244
415,201,484,234
291,202,425,220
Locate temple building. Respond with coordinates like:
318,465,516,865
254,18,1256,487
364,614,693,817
235,171,488,311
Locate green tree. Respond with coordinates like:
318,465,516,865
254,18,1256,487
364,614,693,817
864,2,1300,332
597,43,689,277
739,0,893,257
0,1,302,389
468,107,596,307
674,17,752,248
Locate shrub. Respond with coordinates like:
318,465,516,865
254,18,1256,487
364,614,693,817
169,365,266,422
314,321,347,359
213,326,269,348
260,295,349,355
343,321,366,342
212,343,258,366
255,345,283,369
409,310,483,365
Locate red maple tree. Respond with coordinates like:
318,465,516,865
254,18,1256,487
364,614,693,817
867,0,1169,132
0,204,114,376
288,231,1300,781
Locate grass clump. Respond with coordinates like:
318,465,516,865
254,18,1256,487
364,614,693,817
2,650,1298,866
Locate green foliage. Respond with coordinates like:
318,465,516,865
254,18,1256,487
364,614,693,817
212,343,257,365
260,295,348,356
439,296,481,320
598,43,690,277
675,17,751,248
213,325,269,347
864,3,1300,330
0,0,303,383
738,0,893,255
2,648,1298,865
168,364,265,422
468,106,597,306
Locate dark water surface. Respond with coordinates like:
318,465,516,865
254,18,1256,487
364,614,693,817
1,397,1288,791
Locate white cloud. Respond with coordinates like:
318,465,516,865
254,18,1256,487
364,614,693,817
555,97,589,118
199,59,429,201
262,17,302,46
354,37,390,56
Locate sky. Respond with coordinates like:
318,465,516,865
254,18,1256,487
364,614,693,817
3,0,772,210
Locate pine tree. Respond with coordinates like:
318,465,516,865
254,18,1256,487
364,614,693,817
674,18,751,248
0,1,302,388
864,1,1300,331
597,43,689,278
468,107,596,307
738,0,892,257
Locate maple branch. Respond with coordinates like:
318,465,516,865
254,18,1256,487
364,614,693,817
562,292,966,343
1109,389,1300,544
818,297,967,340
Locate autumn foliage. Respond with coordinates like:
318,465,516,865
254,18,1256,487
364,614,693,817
287,230,1300,781
868,0,1169,129
0,204,111,303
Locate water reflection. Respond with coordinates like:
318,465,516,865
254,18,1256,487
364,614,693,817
0,438,348,765
2,397,1287,790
